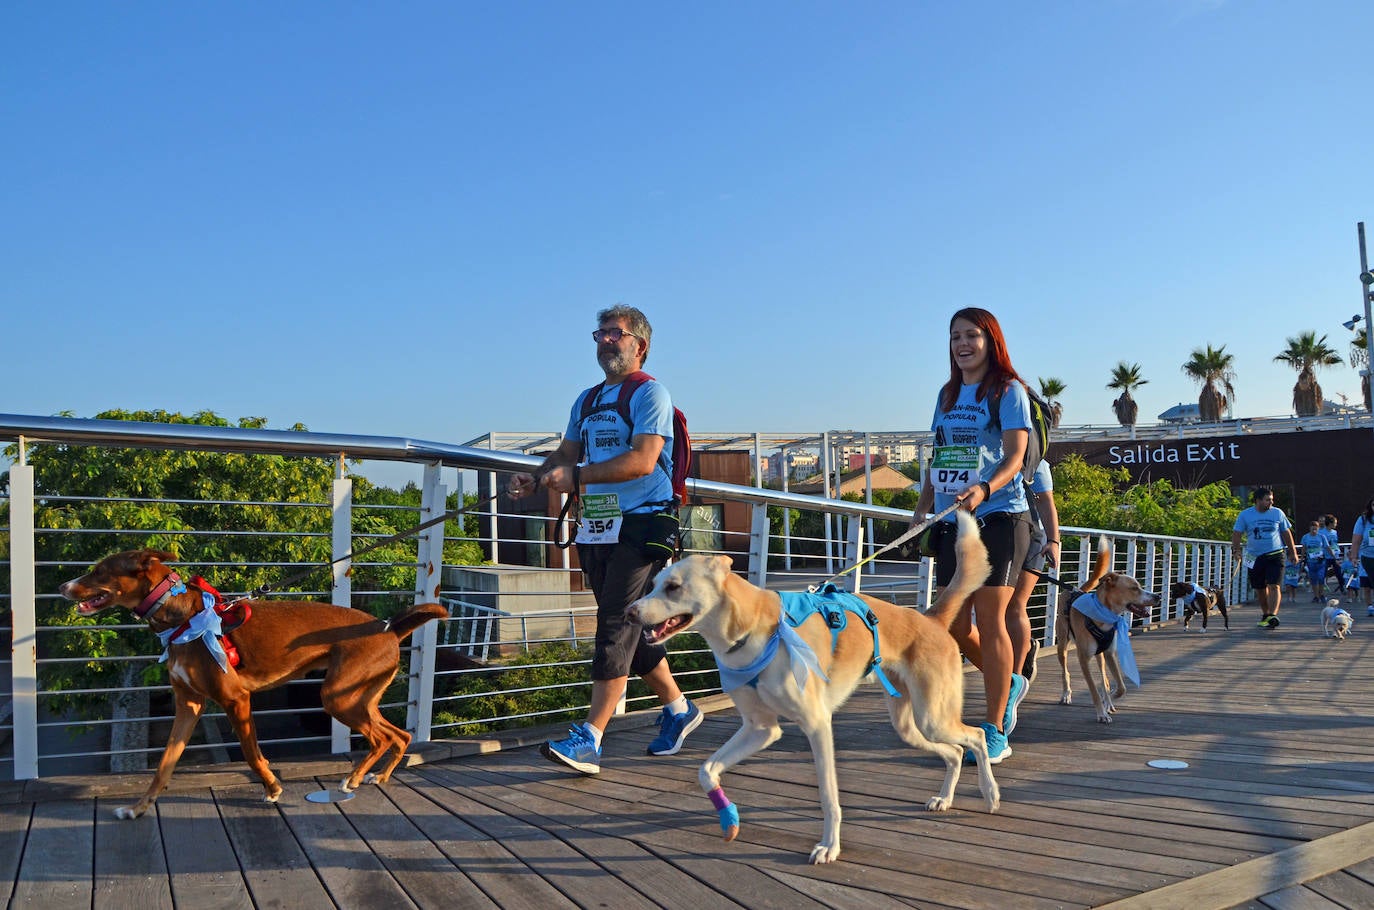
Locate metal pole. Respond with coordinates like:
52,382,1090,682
1358,222,1373,432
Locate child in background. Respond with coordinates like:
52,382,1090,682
1283,560,1303,601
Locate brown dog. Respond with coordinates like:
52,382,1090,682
1168,581,1229,631
1056,539,1159,723
59,549,446,819
628,510,998,865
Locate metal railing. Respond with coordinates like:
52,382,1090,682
0,413,1239,781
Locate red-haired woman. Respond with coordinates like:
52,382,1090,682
912,307,1032,763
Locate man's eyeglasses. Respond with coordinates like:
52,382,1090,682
592,328,637,343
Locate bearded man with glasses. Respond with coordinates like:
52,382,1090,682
509,305,702,774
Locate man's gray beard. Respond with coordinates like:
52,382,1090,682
599,349,634,375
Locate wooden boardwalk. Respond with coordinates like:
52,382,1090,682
1,600,1373,909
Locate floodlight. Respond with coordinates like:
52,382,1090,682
1344,315,1363,331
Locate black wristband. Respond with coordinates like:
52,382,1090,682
978,481,991,500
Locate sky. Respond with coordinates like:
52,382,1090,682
5,2,1373,479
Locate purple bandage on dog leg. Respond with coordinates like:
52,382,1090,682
708,787,739,833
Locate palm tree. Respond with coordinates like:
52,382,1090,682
1106,362,1148,427
1273,331,1342,417
1350,327,1371,412
1037,377,1066,428
1181,344,1236,422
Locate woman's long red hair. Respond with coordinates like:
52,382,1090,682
939,307,1024,413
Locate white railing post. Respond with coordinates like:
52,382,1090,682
9,458,39,780
330,467,353,754
1145,540,1158,622
748,503,770,587
407,463,444,740
844,515,864,593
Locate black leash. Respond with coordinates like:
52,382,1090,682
1026,567,1080,594
223,487,507,605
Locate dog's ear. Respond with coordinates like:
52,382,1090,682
710,554,734,580
139,550,177,569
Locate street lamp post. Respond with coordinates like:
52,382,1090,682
1359,223,1374,429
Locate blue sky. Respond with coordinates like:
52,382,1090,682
5,2,1372,463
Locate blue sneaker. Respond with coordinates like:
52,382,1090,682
1005,670,1027,742
647,701,703,756
1003,672,1028,737
965,722,1011,765
541,722,601,774
981,722,1011,764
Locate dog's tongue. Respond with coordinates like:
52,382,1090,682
646,614,688,643
76,593,112,615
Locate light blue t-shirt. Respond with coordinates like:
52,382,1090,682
1319,527,1341,559
1028,460,1053,496
1300,532,1326,562
1353,516,1374,559
929,381,1031,518
565,379,675,514
1233,505,1292,558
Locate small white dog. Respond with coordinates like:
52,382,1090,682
1321,599,1354,640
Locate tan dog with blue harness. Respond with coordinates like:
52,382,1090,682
627,509,998,865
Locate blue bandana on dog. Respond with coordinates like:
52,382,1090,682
1071,592,1140,687
717,612,828,694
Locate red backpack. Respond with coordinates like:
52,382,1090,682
578,370,691,507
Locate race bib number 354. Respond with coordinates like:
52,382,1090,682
576,493,623,545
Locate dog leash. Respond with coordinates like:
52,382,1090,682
222,487,509,606
1026,567,1080,594
807,503,960,593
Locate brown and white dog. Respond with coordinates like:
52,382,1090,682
627,510,998,865
1056,538,1159,723
59,549,446,819
1168,581,1229,632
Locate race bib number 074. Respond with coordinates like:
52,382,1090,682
930,446,980,496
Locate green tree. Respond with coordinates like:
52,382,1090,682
1037,378,1066,428
1274,331,1342,417
1052,454,1240,540
1106,362,1148,427
1182,344,1236,422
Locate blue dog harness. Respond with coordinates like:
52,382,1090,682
717,584,902,698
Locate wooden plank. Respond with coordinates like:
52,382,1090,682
401,768,661,910
272,780,417,909
215,782,336,910
380,774,578,910
331,778,497,910
93,797,172,910
0,802,32,908
1255,885,1347,909
11,799,93,910
1095,820,1374,910
157,793,254,910
1303,868,1374,909
434,758,1113,910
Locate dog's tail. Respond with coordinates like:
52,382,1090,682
1079,536,1112,593
384,602,448,639
924,510,992,630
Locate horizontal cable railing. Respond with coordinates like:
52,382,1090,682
0,413,1238,781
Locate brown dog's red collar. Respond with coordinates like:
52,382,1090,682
136,572,185,620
